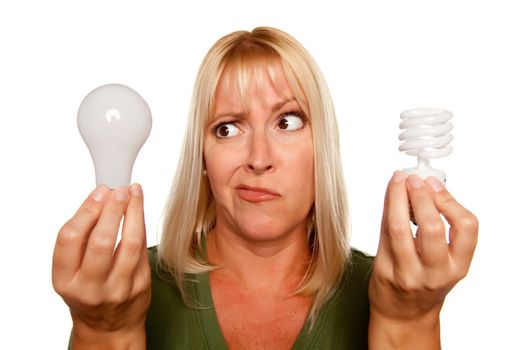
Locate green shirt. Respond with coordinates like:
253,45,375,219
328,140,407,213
146,247,374,349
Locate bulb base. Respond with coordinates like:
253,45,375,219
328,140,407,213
402,167,446,184
403,167,446,226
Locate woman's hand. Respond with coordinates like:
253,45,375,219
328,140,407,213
52,184,151,350
369,171,478,349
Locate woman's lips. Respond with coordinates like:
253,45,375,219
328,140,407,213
235,186,281,202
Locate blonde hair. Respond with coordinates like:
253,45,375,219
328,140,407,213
158,27,350,324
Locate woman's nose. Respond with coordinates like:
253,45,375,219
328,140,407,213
245,130,274,175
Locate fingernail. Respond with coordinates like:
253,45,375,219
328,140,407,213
426,176,445,192
407,175,423,189
114,186,129,202
90,185,108,202
130,183,143,198
392,170,407,183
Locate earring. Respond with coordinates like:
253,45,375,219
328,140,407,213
202,169,207,176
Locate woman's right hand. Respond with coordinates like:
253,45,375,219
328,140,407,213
52,184,151,349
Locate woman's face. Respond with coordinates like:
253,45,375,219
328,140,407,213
204,63,315,243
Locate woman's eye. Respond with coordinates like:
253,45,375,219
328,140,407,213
215,123,240,138
278,114,304,131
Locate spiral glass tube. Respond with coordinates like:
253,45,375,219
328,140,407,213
399,108,453,183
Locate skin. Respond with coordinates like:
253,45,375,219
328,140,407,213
52,65,478,350
203,63,316,349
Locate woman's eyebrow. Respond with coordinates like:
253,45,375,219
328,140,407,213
213,110,246,120
272,98,296,113
212,98,298,120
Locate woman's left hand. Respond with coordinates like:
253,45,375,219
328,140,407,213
368,171,478,348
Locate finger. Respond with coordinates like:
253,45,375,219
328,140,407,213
52,185,111,284
407,175,448,267
109,184,147,289
425,177,479,269
381,171,420,270
80,186,130,282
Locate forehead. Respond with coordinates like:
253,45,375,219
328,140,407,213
213,60,295,115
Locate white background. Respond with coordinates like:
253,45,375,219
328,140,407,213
1,1,523,348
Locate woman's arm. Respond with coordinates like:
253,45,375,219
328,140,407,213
369,171,478,349
369,307,440,349
71,322,146,350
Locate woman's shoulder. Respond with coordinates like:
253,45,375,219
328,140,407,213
347,247,375,282
301,248,374,349
146,245,179,294
350,247,375,262
145,246,212,348
148,245,159,261
334,248,374,318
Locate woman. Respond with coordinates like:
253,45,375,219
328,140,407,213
52,27,478,349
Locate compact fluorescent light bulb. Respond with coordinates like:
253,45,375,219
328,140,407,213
398,108,453,184
77,84,152,188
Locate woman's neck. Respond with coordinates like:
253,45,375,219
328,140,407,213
206,224,311,292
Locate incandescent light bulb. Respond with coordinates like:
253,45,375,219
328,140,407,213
77,84,152,188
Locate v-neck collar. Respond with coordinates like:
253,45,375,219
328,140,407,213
190,268,331,350
190,272,229,350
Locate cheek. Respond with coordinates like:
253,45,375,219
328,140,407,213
281,140,315,198
203,139,243,192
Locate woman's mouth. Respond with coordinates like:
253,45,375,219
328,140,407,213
235,185,281,202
